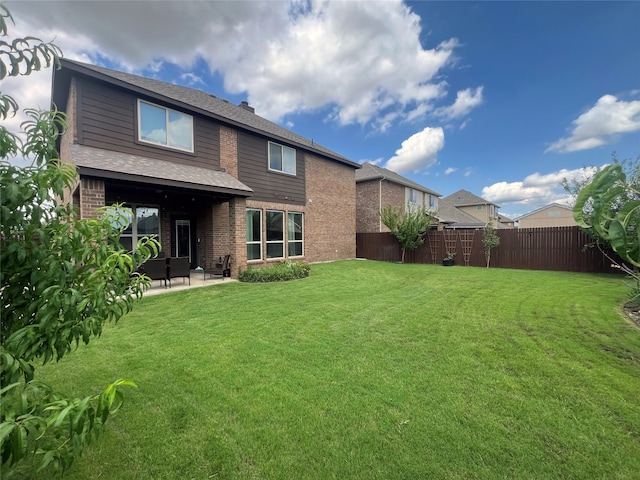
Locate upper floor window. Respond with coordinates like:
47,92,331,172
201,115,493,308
429,195,436,208
268,141,296,175
409,189,418,204
138,100,194,152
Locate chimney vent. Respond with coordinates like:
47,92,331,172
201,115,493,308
239,101,255,113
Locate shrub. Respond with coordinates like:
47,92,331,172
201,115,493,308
239,260,311,282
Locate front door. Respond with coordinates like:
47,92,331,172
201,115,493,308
175,219,191,263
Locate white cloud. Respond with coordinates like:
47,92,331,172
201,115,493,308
481,166,604,212
180,73,205,86
7,0,465,131
385,127,444,173
444,167,457,175
435,86,484,121
546,94,640,153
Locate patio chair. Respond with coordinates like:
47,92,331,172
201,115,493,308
204,254,230,281
167,257,191,286
139,258,168,288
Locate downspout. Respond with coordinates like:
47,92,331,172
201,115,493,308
379,176,386,232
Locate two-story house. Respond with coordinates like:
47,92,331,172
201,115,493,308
516,203,577,228
52,59,360,277
442,189,514,229
355,162,441,233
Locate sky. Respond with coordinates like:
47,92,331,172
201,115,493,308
4,0,640,219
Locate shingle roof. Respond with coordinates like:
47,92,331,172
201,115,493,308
355,162,441,196
443,189,500,208
515,202,572,220
436,198,486,228
55,59,359,169
71,144,253,196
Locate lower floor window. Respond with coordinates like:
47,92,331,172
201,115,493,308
288,212,303,257
119,205,159,252
246,208,304,260
266,210,284,259
112,206,160,252
246,209,262,260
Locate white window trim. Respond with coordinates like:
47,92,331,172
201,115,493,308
287,212,304,258
268,141,297,176
246,208,262,261
119,204,160,251
137,99,194,153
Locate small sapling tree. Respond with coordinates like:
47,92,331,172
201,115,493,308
1,6,160,477
379,204,436,263
482,219,500,268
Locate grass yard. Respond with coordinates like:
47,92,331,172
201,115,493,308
33,261,639,479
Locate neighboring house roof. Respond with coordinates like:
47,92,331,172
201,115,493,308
498,213,514,223
71,144,253,196
53,59,359,170
443,189,500,208
355,162,441,196
436,198,486,228
516,202,572,220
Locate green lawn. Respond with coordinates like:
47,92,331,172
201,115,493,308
34,261,639,479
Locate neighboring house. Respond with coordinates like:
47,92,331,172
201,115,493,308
516,203,577,228
355,162,441,233
53,59,360,277
498,213,515,229
435,198,486,230
443,189,510,229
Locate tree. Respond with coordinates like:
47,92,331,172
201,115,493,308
1,6,160,477
573,163,640,305
562,153,640,247
482,219,500,268
379,204,436,263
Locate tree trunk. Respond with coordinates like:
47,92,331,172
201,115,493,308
401,248,406,264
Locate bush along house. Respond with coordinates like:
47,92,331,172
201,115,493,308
53,59,360,277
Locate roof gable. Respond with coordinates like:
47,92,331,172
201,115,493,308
443,189,500,208
436,198,486,227
52,59,359,170
355,162,441,196
516,203,573,220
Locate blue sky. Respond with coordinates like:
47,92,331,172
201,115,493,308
7,0,640,218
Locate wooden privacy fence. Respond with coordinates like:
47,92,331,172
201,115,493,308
356,226,623,274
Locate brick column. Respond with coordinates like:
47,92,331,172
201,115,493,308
220,125,238,178
79,178,105,219
228,197,247,278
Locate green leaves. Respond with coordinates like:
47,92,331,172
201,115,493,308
482,219,500,268
1,379,137,476
379,205,436,263
0,6,159,477
573,164,640,268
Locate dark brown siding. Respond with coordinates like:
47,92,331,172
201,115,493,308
237,131,305,205
77,77,220,170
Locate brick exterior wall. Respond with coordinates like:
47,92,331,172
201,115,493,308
219,125,238,177
304,153,356,262
60,77,79,206
356,179,405,233
228,197,247,278
79,178,105,219
356,180,381,233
